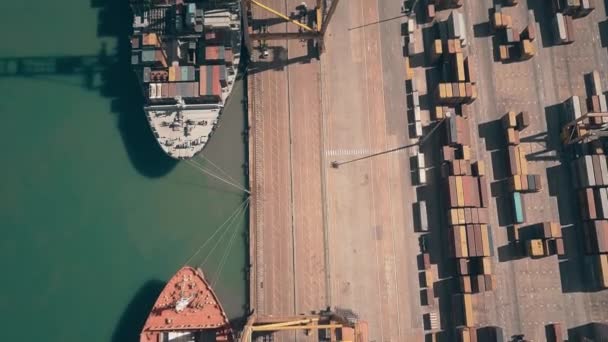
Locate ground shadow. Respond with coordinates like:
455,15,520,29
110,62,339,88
95,0,179,177
526,0,557,48
568,322,608,340
112,279,165,342
498,241,526,262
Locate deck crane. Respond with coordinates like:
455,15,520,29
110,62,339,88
241,0,341,52
238,310,368,342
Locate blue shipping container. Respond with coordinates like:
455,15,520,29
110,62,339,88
513,192,524,224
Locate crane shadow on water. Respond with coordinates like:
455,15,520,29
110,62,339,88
94,0,179,177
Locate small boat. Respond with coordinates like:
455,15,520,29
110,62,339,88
140,266,234,342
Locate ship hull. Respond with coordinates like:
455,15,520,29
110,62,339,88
140,266,234,342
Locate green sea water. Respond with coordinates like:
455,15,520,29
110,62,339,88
0,1,248,341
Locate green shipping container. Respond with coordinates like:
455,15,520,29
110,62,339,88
513,192,524,224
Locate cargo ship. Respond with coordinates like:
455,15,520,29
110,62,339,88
130,0,241,159
140,266,234,342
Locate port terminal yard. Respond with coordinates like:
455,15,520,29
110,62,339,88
246,0,608,341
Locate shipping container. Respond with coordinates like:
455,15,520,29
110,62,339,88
418,201,429,231
564,95,582,121
457,258,470,275
508,146,521,175
422,252,432,270
527,239,545,257
481,256,492,274
546,323,563,342
480,224,491,256
479,176,489,208
474,224,483,257
419,167,427,184
549,238,565,256
457,176,465,207
459,276,473,293
472,161,485,176
456,327,471,342
513,192,524,224
467,225,477,257
484,274,495,291
508,127,520,145
555,12,568,42
598,254,608,288
565,15,575,43
453,294,475,326
513,113,527,133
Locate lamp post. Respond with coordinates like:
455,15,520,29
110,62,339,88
331,113,450,168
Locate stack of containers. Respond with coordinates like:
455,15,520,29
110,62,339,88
572,147,608,289
502,111,542,224
403,16,424,140
522,222,565,258
493,6,536,61
419,252,434,306
552,0,594,45
586,71,608,124
442,142,495,294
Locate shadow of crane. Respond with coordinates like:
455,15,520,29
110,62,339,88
0,0,178,178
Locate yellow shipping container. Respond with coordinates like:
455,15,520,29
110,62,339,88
462,294,475,326
456,53,465,81
456,176,464,207
405,57,414,80
599,254,608,288
458,225,469,257
528,239,545,257
462,146,471,161
169,65,176,82
449,208,458,225
519,147,528,174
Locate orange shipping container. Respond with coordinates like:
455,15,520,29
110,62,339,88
599,254,608,288
456,176,465,207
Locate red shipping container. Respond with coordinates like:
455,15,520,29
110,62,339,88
467,225,477,257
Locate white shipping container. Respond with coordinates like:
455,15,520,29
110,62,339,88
556,13,567,43
419,200,429,231
414,106,422,122
601,188,608,220
412,91,420,107
599,94,607,112
591,71,602,95
415,121,423,138
408,18,416,34
602,156,608,186
417,153,426,169
419,168,427,184
572,96,582,119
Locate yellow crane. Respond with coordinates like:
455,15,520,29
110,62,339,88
239,311,369,342
242,0,341,50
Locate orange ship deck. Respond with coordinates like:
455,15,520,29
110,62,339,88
140,267,233,342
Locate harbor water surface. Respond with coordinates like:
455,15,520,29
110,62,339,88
0,1,248,341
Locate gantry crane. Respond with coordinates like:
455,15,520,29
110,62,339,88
561,112,608,145
239,311,368,342
241,0,341,52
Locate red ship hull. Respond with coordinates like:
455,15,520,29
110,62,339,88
140,266,234,342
